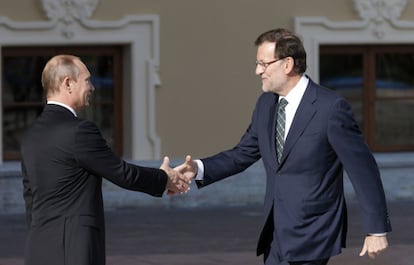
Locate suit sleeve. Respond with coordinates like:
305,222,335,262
21,161,33,227
73,120,167,197
327,98,391,234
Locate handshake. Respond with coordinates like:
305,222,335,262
159,155,197,195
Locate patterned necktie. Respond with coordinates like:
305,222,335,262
276,98,288,162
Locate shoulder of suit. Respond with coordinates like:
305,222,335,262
44,104,78,119
76,119,101,133
310,81,343,100
258,92,277,102
254,93,278,111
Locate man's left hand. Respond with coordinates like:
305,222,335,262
359,235,388,259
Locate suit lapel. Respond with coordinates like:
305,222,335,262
269,95,279,164
279,81,317,165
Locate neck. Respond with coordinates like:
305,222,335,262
279,75,302,97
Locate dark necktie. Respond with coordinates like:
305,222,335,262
276,98,288,162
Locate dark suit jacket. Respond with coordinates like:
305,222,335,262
21,104,168,265
197,79,391,262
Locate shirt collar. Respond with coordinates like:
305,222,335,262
47,101,77,117
280,75,309,105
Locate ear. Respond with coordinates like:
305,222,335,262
63,77,72,94
283,57,295,74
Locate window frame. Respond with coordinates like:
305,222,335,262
2,46,123,160
320,45,414,152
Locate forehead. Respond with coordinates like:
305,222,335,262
74,59,90,76
257,41,276,59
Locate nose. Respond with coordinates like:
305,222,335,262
255,64,264,76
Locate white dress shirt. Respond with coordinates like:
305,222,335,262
280,75,309,140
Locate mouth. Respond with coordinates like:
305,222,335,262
86,93,92,103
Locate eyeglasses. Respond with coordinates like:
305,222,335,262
255,57,286,70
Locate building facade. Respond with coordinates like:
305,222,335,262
0,0,413,161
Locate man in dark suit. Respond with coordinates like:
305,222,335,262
175,28,391,265
21,54,190,265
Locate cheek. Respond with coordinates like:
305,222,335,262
271,72,284,84
267,74,277,85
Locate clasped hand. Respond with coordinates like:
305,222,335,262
160,155,197,195
160,156,190,194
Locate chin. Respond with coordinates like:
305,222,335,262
262,86,271,93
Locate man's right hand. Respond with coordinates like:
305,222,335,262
174,155,198,180
160,156,191,194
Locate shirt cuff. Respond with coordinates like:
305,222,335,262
195,159,204,180
369,233,387,236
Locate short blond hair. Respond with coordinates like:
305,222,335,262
41,54,80,97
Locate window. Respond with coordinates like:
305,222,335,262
2,46,123,160
320,45,414,151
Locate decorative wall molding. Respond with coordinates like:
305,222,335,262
295,0,414,82
354,0,407,23
0,2,161,161
40,0,100,38
41,0,99,20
